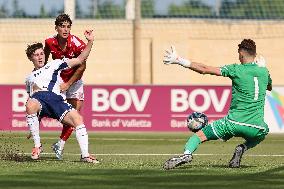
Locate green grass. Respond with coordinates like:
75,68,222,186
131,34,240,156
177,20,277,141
0,132,284,189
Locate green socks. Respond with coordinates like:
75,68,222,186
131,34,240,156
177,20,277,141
184,134,201,154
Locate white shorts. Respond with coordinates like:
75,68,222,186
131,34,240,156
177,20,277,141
64,79,84,101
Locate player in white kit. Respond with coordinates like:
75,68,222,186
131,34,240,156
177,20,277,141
25,30,98,163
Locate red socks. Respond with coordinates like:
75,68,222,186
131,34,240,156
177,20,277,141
60,125,74,141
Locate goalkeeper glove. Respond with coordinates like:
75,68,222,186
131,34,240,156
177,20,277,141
163,46,191,67
255,55,266,67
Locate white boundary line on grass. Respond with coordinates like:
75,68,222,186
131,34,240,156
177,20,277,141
24,153,284,157
5,136,284,142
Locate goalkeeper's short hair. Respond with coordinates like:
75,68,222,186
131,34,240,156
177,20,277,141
238,39,256,56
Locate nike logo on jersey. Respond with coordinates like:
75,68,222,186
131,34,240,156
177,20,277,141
69,52,74,57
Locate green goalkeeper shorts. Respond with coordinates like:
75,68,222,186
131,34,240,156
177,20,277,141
202,116,269,141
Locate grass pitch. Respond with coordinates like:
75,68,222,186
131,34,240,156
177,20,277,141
0,132,283,189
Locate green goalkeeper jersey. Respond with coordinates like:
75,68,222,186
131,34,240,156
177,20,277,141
220,62,272,128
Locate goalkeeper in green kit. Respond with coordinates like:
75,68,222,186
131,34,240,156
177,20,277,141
163,39,272,170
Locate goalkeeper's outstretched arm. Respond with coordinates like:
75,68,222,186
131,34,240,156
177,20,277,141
163,45,221,76
187,61,221,76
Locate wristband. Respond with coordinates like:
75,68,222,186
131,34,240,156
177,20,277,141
177,57,192,67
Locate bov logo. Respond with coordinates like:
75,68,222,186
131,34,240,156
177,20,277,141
267,90,284,129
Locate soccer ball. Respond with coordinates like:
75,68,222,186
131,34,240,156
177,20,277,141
187,112,208,132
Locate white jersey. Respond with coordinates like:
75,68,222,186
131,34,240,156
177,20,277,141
25,59,70,98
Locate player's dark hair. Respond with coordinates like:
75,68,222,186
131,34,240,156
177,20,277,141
238,39,256,56
26,42,43,58
55,13,72,26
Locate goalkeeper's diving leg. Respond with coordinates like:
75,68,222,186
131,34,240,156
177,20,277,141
163,124,221,170
163,127,213,170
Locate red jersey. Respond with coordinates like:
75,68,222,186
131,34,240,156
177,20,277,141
45,34,86,83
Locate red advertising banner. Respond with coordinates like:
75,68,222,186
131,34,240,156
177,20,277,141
0,85,231,132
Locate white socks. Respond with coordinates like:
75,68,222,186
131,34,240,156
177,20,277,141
26,114,41,148
184,150,192,155
58,139,66,149
26,115,90,157
75,124,89,158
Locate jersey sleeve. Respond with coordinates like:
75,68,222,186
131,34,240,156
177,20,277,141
72,35,86,57
49,59,70,71
220,64,238,78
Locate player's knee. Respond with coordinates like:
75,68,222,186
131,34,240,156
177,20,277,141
75,103,83,111
72,113,83,126
26,100,40,114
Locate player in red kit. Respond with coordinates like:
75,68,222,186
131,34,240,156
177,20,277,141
44,14,87,159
